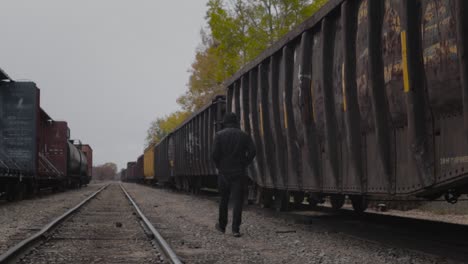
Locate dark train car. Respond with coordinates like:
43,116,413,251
80,144,93,184
120,168,127,182
167,95,226,192
1,70,91,200
153,134,175,186
125,161,136,182
226,0,468,211
136,155,144,183
143,144,155,184
0,78,39,199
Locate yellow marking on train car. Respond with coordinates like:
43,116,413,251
283,102,288,129
259,103,264,137
401,31,410,93
342,63,347,112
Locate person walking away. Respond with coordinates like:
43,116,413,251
212,112,256,237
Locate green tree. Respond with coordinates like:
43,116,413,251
146,0,328,146
180,0,328,112
145,111,191,146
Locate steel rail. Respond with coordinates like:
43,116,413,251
0,184,109,263
120,184,182,264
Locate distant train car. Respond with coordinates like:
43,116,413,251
80,144,93,184
0,70,91,200
224,0,468,211
154,95,226,191
120,168,127,182
143,144,155,184
125,161,136,182
153,134,174,186
136,155,144,183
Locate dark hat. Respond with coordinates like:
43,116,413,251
223,112,238,125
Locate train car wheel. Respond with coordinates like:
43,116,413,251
274,190,290,212
14,182,25,201
307,193,323,209
5,181,15,202
26,180,38,199
183,177,190,192
350,195,368,213
330,195,345,210
292,192,305,207
257,187,273,208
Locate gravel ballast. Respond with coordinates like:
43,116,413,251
0,183,105,255
123,183,462,264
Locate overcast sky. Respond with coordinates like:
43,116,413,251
0,0,208,169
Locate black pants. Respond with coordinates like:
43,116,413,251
218,175,245,233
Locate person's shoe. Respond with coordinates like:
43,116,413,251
215,223,225,234
232,232,241,237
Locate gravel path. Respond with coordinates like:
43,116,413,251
123,183,461,264
0,183,106,255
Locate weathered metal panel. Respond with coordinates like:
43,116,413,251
0,82,39,176
259,62,276,188
257,64,277,187
43,121,68,177
290,39,307,190
80,145,93,178
283,44,301,190
422,0,461,114
144,145,155,180
342,0,365,193
400,0,435,193
322,15,342,193
249,67,266,186
367,0,394,194
297,31,321,191
240,75,257,182
268,53,287,189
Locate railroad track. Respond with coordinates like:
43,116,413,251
0,184,181,264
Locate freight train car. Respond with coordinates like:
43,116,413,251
154,95,226,191
125,161,137,182
143,144,155,184
120,168,127,182
136,155,144,183
0,70,91,200
80,144,93,184
225,0,468,211
153,134,174,186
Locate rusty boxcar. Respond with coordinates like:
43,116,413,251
225,0,468,211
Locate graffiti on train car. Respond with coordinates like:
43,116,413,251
0,82,38,172
440,156,468,166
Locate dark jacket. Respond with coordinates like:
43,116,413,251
212,124,256,179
